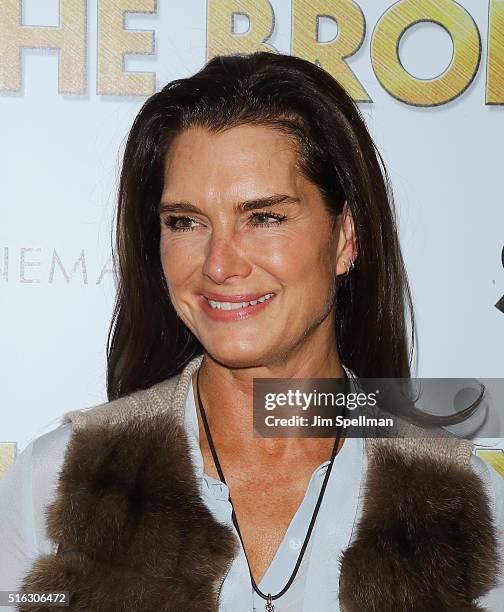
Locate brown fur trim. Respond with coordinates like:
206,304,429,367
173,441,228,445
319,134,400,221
338,443,500,612
18,400,500,611
18,412,238,611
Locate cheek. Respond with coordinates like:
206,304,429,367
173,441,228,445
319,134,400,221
265,235,328,278
280,238,336,300
243,231,305,266
159,247,184,298
159,241,171,279
159,237,192,285
159,243,187,316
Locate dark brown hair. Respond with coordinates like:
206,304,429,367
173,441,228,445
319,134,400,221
106,52,415,401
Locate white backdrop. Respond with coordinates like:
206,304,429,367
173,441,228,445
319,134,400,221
1,1,503,467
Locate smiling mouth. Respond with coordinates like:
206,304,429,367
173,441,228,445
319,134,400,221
199,292,277,321
206,293,275,310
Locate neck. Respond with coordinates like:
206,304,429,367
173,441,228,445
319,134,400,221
191,347,347,471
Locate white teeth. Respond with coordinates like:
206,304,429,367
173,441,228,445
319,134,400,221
207,293,274,310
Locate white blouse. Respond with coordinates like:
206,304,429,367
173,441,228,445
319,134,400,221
1,382,504,611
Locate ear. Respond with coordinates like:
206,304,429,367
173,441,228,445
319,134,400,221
335,202,358,277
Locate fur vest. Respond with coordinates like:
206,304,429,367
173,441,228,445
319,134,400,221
18,355,500,611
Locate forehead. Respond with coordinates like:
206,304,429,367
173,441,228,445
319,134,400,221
162,124,302,199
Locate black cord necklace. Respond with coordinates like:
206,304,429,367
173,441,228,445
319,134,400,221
195,368,349,611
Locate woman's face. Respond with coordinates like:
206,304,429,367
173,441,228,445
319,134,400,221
159,124,351,368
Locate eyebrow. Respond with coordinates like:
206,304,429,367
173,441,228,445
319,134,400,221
158,194,301,215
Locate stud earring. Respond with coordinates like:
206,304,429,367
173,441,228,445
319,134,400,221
343,258,354,277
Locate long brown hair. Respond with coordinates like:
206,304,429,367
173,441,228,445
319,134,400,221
106,52,415,401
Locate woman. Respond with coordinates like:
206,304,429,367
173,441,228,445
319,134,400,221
1,52,503,611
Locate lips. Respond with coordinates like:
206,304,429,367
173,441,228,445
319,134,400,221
198,292,277,322
201,291,275,303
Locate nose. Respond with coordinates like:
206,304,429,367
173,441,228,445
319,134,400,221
202,231,252,285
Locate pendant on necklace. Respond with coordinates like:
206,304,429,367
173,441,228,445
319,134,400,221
265,594,275,611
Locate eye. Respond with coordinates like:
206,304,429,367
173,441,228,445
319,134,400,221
162,211,288,233
163,216,199,232
249,211,287,226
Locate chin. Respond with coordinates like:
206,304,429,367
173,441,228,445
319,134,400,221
204,341,272,369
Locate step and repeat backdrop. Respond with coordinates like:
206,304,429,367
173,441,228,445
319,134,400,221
1,0,503,477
